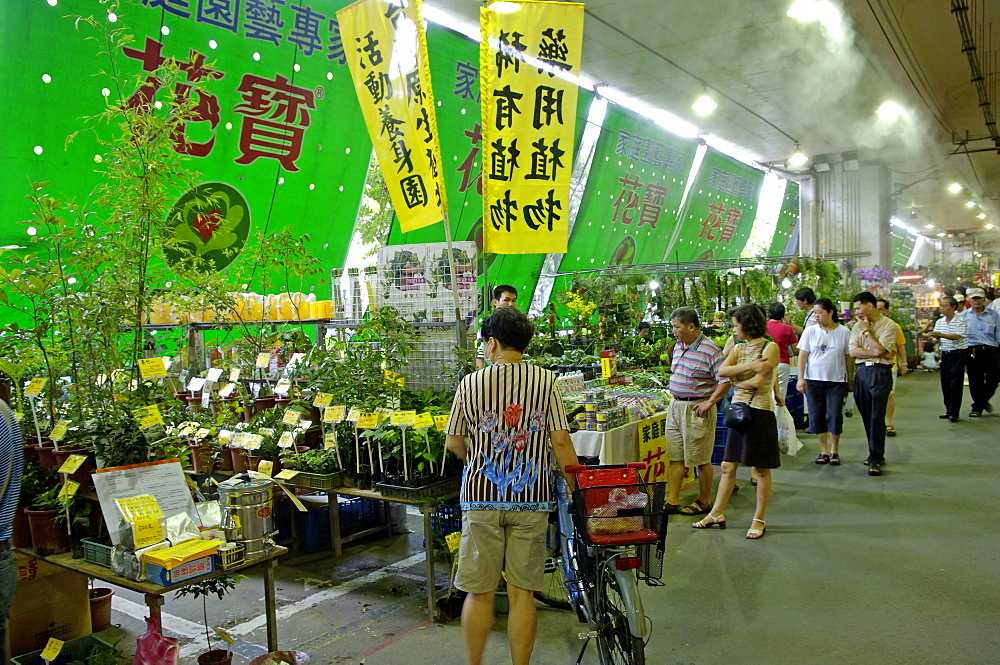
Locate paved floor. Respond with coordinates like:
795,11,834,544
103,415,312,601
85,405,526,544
94,370,999,664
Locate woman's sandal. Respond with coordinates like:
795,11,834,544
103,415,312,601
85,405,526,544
830,453,841,466
815,454,830,464
692,513,726,529
746,518,766,539
679,499,712,516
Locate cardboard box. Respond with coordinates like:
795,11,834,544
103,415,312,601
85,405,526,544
143,554,215,585
9,554,92,657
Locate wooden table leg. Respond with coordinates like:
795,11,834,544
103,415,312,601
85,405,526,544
329,491,343,557
144,593,164,625
422,503,437,622
264,558,279,651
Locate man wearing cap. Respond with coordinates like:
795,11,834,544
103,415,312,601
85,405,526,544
960,287,1000,417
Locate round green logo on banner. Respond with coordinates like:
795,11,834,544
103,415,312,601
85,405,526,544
609,236,636,265
164,182,251,273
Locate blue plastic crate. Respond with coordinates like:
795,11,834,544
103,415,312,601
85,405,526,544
430,500,462,549
713,427,727,447
296,495,383,553
711,444,726,465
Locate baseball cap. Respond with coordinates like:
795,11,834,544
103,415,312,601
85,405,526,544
967,287,986,298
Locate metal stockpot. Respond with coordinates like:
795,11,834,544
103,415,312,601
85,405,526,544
219,478,276,558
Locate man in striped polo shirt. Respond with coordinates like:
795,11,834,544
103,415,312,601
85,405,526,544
665,307,731,516
0,397,24,664
446,308,579,665
929,296,968,422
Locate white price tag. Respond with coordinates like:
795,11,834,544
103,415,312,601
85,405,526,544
187,376,207,393
206,367,223,382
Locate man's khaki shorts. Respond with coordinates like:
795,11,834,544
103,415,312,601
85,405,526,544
455,510,549,593
664,398,716,467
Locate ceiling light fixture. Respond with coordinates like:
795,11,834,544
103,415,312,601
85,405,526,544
812,155,830,172
964,201,976,208
986,223,995,230
978,213,986,219
876,101,903,121
924,224,934,229
692,92,717,116
787,0,822,22
787,143,808,168
948,183,963,193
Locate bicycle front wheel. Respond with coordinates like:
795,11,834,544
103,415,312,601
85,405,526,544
596,567,645,665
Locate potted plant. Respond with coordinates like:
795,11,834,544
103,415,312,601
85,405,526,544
24,475,73,555
89,583,115,632
173,574,247,665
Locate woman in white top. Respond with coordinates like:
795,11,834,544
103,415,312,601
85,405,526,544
796,298,853,465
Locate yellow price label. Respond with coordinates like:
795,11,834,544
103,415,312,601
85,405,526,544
132,405,164,429
49,420,70,442
274,469,300,480
313,392,333,407
57,454,87,475
277,432,295,448
115,495,164,520
445,531,462,554
24,378,48,396
414,412,435,429
384,370,405,387
195,428,211,439
58,480,80,500
323,432,337,449
601,356,614,378
213,627,237,645
434,414,450,432
255,352,271,368
132,515,163,548
281,409,300,425
390,410,416,427
229,368,241,382
257,460,274,477
137,357,167,379
39,637,64,661
346,408,361,422
326,405,346,422
356,413,378,429
246,434,263,450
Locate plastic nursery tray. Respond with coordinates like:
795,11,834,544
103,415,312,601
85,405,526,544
375,475,461,500
286,471,343,490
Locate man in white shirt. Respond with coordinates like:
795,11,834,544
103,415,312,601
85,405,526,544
928,296,968,422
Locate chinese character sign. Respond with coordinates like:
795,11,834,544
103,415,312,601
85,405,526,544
767,180,800,257
480,0,584,254
638,413,668,483
338,0,447,233
664,148,765,263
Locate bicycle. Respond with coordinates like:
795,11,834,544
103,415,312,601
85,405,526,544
536,461,667,665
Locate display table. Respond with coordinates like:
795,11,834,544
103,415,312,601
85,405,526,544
571,420,643,464
327,487,458,621
16,546,287,651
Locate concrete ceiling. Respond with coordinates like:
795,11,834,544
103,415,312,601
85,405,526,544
428,0,1000,243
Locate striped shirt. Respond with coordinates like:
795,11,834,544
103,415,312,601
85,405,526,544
934,314,968,352
669,334,726,399
447,363,568,512
960,307,1000,347
0,399,24,543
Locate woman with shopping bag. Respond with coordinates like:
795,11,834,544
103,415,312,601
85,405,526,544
796,298,853,466
693,305,782,540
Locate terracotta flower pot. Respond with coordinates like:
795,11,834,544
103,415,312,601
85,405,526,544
189,444,216,474
25,508,71,556
215,446,233,472
198,650,233,665
22,444,39,465
89,587,115,632
253,396,277,415
12,507,32,548
228,447,248,474
274,397,292,410
34,439,57,475
52,447,96,490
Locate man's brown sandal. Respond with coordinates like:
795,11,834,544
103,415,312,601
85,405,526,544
679,499,712,516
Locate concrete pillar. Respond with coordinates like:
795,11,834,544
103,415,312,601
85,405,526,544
808,161,892,267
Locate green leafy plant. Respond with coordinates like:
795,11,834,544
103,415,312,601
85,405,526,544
173,574,248,658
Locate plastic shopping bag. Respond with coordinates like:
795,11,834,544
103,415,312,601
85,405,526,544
776,405,803,456
132,616,178,665
587,487,648,534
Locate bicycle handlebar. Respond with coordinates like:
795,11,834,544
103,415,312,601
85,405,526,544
564,462,647,473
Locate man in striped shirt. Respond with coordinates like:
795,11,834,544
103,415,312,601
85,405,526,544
929,296,968,422
446,308,579,665
0,398,24,664
665,307,731,516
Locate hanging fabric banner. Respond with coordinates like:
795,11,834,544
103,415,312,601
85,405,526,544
480,0,584,254
767,180,800,257
339,0,447,233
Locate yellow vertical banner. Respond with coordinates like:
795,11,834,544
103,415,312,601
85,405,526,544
338,0,447,233
480,0,584,254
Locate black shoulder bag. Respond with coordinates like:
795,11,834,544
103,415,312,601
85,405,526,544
723,342,769,431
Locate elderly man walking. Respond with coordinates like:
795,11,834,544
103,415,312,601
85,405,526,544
960,287,1000,416
664,307,731,516
928,296,968,422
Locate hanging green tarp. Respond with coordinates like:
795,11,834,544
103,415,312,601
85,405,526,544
767,180,800,257
386,25,592,303
556,102,698,272
0,0,371,288
890,227,916,268
665,147,765,264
